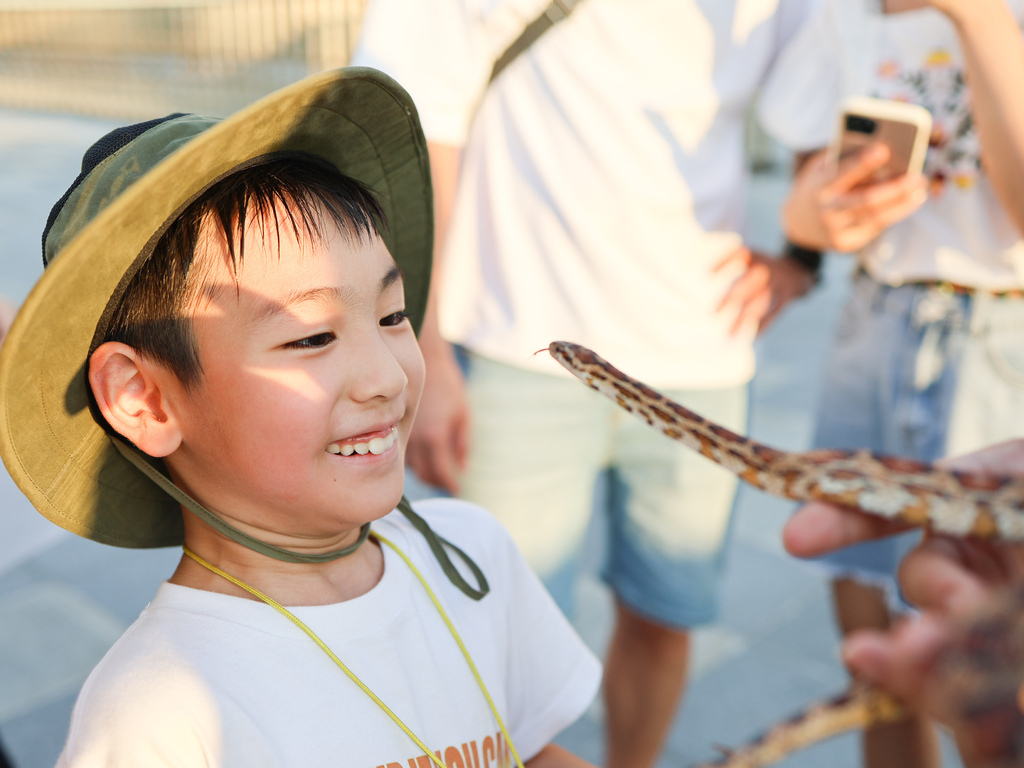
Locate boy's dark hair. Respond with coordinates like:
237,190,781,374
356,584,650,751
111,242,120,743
104,154,387,390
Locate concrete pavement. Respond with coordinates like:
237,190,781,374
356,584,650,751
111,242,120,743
0,108,962,768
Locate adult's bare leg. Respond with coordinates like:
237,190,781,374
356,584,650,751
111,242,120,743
603,600,690,768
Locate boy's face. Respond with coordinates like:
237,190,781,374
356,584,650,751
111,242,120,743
163,211,424,544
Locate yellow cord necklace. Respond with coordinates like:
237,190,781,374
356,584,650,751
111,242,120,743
182,534,525,768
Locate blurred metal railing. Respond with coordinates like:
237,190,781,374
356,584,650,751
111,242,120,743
0,0,367,119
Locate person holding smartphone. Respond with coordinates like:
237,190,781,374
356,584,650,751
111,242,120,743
352,3,824,767
759,1,1024,767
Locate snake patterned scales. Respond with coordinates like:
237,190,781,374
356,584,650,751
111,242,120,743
547,341,1024,768
548,341,1024,542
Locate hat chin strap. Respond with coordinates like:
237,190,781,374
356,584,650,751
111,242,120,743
111,439,489,599
112,438,369,562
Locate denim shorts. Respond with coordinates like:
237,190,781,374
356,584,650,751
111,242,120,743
458,351,748,629
814,271,1024,581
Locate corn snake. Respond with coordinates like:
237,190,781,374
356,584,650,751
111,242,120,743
548,340,1024,768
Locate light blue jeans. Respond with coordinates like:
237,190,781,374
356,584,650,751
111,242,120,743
815,271,1024,580
458,352,748,628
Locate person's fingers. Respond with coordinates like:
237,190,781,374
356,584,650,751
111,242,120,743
711,244,751,274
952,538,1024,587
834,171,927,211
732,289,772,335
716,262,768,310
718,253,817,336
721,273,771,335
787,145,925,254
820,142,891,201
901,536,987,618
716,254,770,328
821,177,927,252
783,501,911,557
935,438,1024,477
898,535,1024,617
842,614,950,705
827,178,927,231
840,186,928,240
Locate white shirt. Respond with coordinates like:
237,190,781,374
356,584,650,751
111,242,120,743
57,500,601,767
354,0,819,388
760,0,1024,289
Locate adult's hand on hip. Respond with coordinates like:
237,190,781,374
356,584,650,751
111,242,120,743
714,246,817,336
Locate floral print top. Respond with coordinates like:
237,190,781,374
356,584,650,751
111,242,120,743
759,0,1024,288
872,33,979,194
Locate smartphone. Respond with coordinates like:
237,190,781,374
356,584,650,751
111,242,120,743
828,96,933,183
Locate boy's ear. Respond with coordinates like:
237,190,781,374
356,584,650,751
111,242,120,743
89,341,183,458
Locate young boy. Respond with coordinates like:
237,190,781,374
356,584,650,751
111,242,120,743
0,68,600,767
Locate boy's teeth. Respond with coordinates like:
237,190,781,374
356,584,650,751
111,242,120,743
327,429,397,457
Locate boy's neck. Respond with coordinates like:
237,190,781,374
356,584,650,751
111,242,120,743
170,519,385,606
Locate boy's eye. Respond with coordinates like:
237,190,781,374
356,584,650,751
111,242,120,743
286,332,336,349
380,310,411,327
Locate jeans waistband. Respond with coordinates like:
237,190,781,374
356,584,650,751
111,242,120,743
857,269,1024,300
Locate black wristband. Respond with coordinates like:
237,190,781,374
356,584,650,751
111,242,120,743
783,240,823,281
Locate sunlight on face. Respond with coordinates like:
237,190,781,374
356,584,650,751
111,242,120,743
164,205,424,544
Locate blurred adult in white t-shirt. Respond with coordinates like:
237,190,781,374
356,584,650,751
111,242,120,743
354,3,821,766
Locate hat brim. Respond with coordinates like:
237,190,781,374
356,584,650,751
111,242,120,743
0,67,433,548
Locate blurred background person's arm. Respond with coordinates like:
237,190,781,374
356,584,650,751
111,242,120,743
919,0,1024,236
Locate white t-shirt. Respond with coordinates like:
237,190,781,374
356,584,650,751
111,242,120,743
57,500,601,768
759,0,1024,289
354,0,819,388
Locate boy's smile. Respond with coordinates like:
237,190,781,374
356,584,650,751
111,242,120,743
326,425,399,456
159,210,425,552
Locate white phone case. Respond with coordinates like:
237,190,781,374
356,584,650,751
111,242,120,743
828,96,933,182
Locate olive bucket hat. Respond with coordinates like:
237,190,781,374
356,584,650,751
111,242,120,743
0,68,442,564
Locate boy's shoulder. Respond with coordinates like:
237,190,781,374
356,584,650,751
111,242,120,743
60,601,249,765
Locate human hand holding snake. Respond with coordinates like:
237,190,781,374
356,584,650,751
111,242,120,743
788,444,1024,768
548,341,1024,768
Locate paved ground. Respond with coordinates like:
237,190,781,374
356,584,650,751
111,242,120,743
0,108,963,768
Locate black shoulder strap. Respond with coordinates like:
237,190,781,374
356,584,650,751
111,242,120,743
489,0,583,84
